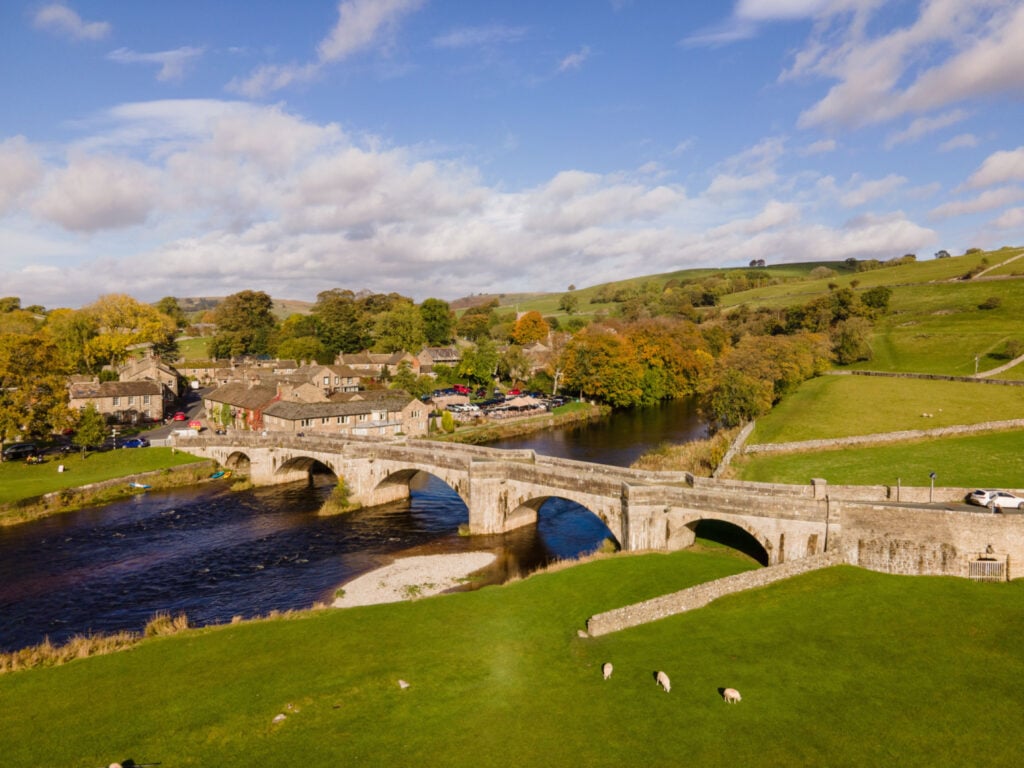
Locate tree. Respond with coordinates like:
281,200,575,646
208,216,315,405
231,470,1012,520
458,338,499,385
511,311,549,345
420,298,454,346
73,403,107,455
374,302,426,353
558,294,579,315
558,328,644,407
84,294,177,367
700,368,773,428
497,345,530,384
312,289,372,356
155,296,188,329
211,290,276,357
831,317,873,364
441,410,456,434
0,332,71,446
44,308,99,373
0,297,21,313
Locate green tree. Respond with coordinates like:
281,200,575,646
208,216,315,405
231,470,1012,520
374,302,426,353
558,294,579,315
497,345,530,384
458,338,499,385
420,298,454,346
155,296,188,329
277,336,327,363
312,289,372,356
73,402,107,455
441,410,455,434
831,317,873,364
211,290,277,357
44,308,99,373
700,367,773,428
0,297,21,313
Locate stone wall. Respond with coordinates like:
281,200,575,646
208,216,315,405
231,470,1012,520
585,551,842,637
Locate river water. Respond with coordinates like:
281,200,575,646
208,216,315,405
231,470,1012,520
0,398,704,652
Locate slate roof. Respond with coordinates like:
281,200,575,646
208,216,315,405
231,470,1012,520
69,380,163,399
206,383,279,410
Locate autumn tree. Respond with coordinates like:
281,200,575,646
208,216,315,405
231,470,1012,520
699,367,773,428
83,294,177,368
0,331,71,446
511,311,549,345
558,327,644,407
44,308,99,373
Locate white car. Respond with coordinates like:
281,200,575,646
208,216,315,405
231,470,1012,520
967,489,1024,511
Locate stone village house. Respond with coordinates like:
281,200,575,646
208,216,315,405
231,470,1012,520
68,380,167,424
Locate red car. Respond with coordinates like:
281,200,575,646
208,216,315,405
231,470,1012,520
172,412,187,421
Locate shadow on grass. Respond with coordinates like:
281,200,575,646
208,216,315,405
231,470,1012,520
693,519,769,566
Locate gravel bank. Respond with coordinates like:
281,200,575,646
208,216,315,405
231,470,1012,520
332,552,498,608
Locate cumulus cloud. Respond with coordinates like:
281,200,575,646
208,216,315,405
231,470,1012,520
33,153,160,232
967,146,1024,188
992,207,1024,229
0,137,44,214
940,133,978,152
230,0,424,97
0,99,951,307
107,46,205,82
32,3,110,41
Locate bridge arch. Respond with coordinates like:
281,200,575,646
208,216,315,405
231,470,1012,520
677,516,770,566
275,455,338,484
223,450,252,475
512,494,622,552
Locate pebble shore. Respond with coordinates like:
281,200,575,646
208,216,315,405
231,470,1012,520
332,552,497,608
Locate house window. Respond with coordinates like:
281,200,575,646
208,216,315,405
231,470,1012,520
322,417,329,424
337,415,349,424
112,396,120,406
143,395,151,404
323,376,330,386
301,418,313,427
358,414,367,422
128,396,135,405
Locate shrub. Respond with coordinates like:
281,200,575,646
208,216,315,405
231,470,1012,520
979,296,1002,310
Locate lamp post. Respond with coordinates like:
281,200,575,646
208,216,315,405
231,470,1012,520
929,471,936,503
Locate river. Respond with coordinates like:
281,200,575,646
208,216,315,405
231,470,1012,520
0,398,704,653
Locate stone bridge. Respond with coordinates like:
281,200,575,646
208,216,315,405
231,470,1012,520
175,433,1024,579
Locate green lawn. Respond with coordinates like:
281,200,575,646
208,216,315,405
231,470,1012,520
751,375,1024,444
0,448,202,506
175,336,209,361
2,555,1022,767
733,429,1024,487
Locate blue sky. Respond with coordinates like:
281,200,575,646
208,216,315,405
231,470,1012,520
2,1,1024,308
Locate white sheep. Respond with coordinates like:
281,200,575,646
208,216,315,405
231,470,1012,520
655,670,671,693
602,662,613,680
723,687,742,703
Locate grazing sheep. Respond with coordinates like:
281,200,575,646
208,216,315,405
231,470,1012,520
602,662,613,680
723,687,742,703
655,670,671,693
398,679,410,689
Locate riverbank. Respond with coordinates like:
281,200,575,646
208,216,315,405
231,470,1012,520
0,456,216,527
332,552,498,607
429,401,609,445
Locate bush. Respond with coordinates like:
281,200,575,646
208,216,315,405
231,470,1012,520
979,296,1002,310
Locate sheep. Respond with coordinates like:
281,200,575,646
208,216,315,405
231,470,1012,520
655,670,671,693
723,687,742,704
602,662,613,680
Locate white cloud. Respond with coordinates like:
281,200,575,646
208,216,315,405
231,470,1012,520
992,207,1024,229
839,173,907,208
885,109,968,149
33,153,160,232
798,138,836,156
930,187,1024,220
792,1,1024,129
558,46,592,72
432,25,528,49
32,3,110,41
230,0,424,97
0,137,44,214
939,133,978,152
107,47,205,82
967,146,1024,188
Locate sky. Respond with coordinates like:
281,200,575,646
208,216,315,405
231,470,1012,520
2,1,1024,309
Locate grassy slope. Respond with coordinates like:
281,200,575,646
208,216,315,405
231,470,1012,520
750,375,1024,444
0,448,202,506
2,556,1023,768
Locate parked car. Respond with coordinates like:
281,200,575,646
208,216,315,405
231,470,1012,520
172,412,187,421
2,443,38,461
967,489,1024,511
122,437,150,448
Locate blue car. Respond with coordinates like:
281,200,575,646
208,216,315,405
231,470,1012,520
122,437,150,448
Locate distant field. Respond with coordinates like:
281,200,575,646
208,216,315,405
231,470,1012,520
732,429,1024,488
175,336,209,360
751,375,1024,445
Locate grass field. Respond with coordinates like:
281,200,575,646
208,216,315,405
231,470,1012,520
175,336,209,361
1,552,1022,768
0,448,202,506
750,375,1024,444
732,429,1024,487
